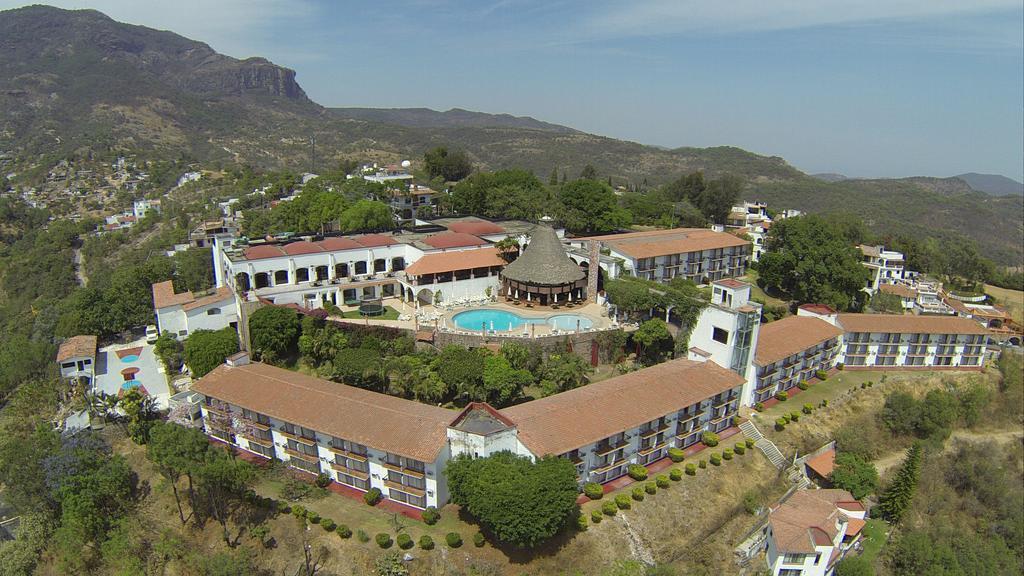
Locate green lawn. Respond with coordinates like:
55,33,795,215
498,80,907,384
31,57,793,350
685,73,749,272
860,518,890,565
337,305,401,320
754,370,884,421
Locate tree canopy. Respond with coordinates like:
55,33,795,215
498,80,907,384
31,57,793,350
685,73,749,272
249,305,300,362
445,451,578,548
183,328,239,377
829,453,879,499
557,179,631,233
423,146,473,182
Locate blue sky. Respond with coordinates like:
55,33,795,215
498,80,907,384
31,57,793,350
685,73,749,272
7,1,1024,180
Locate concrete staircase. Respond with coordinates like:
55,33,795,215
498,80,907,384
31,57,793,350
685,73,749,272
739,420,787,469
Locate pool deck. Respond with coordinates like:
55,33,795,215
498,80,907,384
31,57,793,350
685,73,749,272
93,339,171,410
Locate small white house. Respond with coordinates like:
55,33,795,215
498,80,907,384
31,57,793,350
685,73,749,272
56,335,98,384
764,489,866,576
152,281,238,339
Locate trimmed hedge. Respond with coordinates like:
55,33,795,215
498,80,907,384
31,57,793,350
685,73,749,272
364,488,382,506
275,500,291,515
645,482,657,495
699,459,707,469
473,532,485,547
745,438,756,448
315,473,331,488
422,506,440,525
397,533,413,550
734,442,746,455
685,463,697,475
702,431,720,447
307,513,321,524
836,362,845,370
775,391,789,401
615,494,632,509
670,468,683,481
797,381,809,390
723,449,733,460
375,533,393,549
419,535,434,550
576,514,588,531
754,402,765,411
710,453,722,466
668,447,685,462
591,510,603,523
602,500,618,516
583,482,604,500
803,403,813,414
789,411,800,422
627,464,649,481
632,487,645,501
446,532,463,548
291,505,306,519
815,370,828,380
656,475,670,488
775,418,786,431
337,524,352,539
320,518,336,532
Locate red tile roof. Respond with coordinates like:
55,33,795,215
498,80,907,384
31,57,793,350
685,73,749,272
152,280,194,309
318,237,362,251
798,304,837,315
805,448,836,478
57,335,98,362
242,234,399,260
755,316,843,366
447,220,506,235
769,489,856,553
837,314,989,335
581,228,749,259
422,232,488,250
243,244,286,260
354,234,397,248
404,247,505,276
501,358,743,456
281,241,323,256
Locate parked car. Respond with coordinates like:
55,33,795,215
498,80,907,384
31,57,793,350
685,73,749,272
145,325,159,344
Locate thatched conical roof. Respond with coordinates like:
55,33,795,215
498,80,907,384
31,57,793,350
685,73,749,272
501,225,585,286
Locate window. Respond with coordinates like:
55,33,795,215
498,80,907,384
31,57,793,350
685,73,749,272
779,570,803,576
178,329,188,337
288,457,320,474
336,472,369,490
712,327,729,344
61,362,76,369
782,553,806,564
934,356,953,366
248,442,274,458
206,308,221,315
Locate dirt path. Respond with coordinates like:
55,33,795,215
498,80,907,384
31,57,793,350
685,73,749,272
73,245,87,286
873,428,1024,476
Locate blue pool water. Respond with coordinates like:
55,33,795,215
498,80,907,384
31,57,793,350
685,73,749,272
452,309,593,332
120,355,139,363
121,380,141,391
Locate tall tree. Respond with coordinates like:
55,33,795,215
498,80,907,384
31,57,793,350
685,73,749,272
147,422,211,525
423,146,473,182
557,179,630,233
183,328,239,377
249,306,300,362
876,443,922,524
339,199,394,233
829,453,879,499
479,355,533,407
196,450,256,546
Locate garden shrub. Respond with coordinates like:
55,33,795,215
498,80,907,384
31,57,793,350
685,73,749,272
797,381,809,390
275,500,291,515
314,473,331,488
816,370,828,380
803,403,813,414
685,463,697,475
602,500,618,516
473,532,485,547
337,524,352,538
422,506,440,525
291,505,306,519
776,391,789,401
670,468,683,481
446,532,463,548
781,414,791,424
734,442,746,455
591,510,603,523
375,533,393,548
668,447,685,462
321,518,336,531
576,514,588,531
790,411,800,422
710,453,722,466
656,475,670,488
702,431,720,447
754,401,765,411
397,533,413,550
583,482,604,500
745,438,755,448
356,529,370,543
419,535,434,550
699,459,707,469
823,399,829,407
364,487,382,506
775,418,787,431
307,512,321,524
723,449,733,460
645,482,657,495
632,487,645,501
867,381,874,387
627,464,649,481
615,494,632,509
836,362,845,370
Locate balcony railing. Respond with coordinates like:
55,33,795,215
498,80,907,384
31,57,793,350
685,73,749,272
384,479,426,497
638,441,668,456
639,422,671,439
594,438,629,457
283,447,318,463
330,462,370,480
241,434,273,448
591,457,628,475
278,429,317,446
383,461,426,478
713,395,739,408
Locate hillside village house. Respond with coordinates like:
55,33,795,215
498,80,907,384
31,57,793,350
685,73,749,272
192,355,744,509
568,228,752,283
388,184,439,222
152,281,238,339
859,245,906,293
57,335,98,385
764,489,866,576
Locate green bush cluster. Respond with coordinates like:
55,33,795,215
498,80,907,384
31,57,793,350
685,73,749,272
668,447,685,462
670,468,683,481
422,506,440,525
776,391,789,401
702,431,720,447
364,487,382,506
745,438,755,448
320,518,336,531
307,512,321,524
723,449,734,460
576,514,588,531
632,487,645,501
797,381,809,390
356,529,370,543
816,370,828,380
314,473,331,488
644,482,657,495
583,482,604,500
446,532,462,548
734,442,746,455
710,453,722,466
803,403,814,414
775,418,787,431
591,510,603,523
615,494,632,509
397,533,413,550
699,459,707,469
836,362,845,370
602,500,617,516
686,463,697,475
754,402,765,411
790,411,800,422
473,532,485,547
375,533,392,549
291,505,306,519
627,464,649,481
656,475,669,488
337,524,352,538
419,535,434,550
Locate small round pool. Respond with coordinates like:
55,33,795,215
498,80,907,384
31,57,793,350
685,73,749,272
121,380,141,391
452,309,593,332
120,355,139,363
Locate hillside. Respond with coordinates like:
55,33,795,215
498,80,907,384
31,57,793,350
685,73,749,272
0,5,1021,265
956,172,1024,197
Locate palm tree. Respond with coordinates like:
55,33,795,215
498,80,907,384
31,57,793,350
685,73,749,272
494,236,521,263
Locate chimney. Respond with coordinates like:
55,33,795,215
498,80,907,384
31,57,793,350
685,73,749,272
225,351,250,367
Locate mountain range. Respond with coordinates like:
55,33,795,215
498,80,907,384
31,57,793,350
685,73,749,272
812,172,1024,197
0,5,1020,265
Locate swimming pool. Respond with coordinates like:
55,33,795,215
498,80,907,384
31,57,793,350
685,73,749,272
452,309,593,332
120,355,139,363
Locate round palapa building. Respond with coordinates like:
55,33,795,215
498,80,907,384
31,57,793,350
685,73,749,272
500,225,586,305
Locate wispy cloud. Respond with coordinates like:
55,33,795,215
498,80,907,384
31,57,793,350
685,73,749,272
579,0,1021,39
